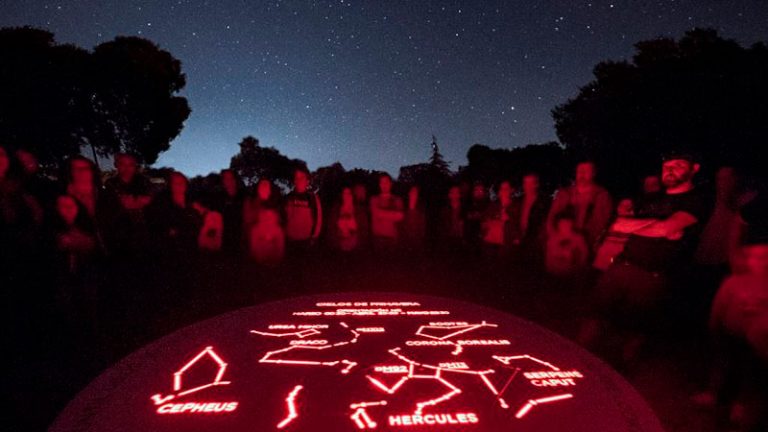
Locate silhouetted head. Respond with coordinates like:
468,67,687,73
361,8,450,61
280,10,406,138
553,211,576,234
341,187,354,207
497,181,513,205
522,173,540,196
169,171,188,197
114,153,138,182
69,156,97,187
15,149,39,175
471,182,486,201
448,185,461,208
256,178,273,201
744,243,768,277
616,198,634,217
378,173,393,195
575,161,596,187
352,183,367,203
293,168,310,193
56,194,80,226
408,185,419,208
221,169,238,196
642,175,661,195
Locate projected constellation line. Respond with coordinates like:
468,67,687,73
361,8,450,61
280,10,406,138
253,322,360,374
366,347,510,414
250,329,321,339
416,321,499,355
277,385,303,429
151,346,231,405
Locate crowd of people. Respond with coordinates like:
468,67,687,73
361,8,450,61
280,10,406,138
2,144,767,431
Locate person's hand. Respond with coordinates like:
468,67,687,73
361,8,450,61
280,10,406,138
666,230,683,240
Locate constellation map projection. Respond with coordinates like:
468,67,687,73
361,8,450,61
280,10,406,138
51,294,665,432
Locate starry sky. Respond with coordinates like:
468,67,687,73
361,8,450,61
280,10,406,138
2,1,767,176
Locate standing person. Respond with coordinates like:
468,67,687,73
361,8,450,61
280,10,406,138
15,148,56,211
482,180,514,256
545,211,589,277
50,194,100,332
351,182,371,250
248,207,285,266
147,171,202,255
210,169,245,255
328,186,363,253
547,160,613,252
513,173,550,267
701,241,768,431
464,181,489,254
439,185,465,248
284,167,322,254
370,173,404,252
243,178,283,241
102,153,153,256
145,171,203,325
402,185,426,254
578,151,711,363
64,156,102,224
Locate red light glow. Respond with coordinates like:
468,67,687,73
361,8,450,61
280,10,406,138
276,385,304,429
151,346,232,406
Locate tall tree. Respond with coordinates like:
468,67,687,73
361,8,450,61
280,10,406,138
553,28,768,192
88,36,190,164
0,27,190,169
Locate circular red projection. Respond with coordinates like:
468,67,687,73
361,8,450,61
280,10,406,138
51,293,665,432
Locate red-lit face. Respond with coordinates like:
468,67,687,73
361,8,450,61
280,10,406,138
170,173,188,196
222,171,237,194
56,195,79,225
498,181,512,203
745,244,768,276
661,159,697,188
617,198,634,217
257,179,272,201
116,155,138,181
0,147,9,178
643,176,661,194
71,159,93,185
448,186,461,207
379,176,392,194
575,163,595,186
408,186,419,205
15,149,38,174
522,175,539,196
294,171,309,193
353,184,367,203
341,187,354,206
472,184,486,200
715,166,736,197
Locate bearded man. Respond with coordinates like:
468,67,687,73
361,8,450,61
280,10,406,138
577,151,712,364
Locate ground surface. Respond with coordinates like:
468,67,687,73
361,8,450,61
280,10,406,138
7,249,718,431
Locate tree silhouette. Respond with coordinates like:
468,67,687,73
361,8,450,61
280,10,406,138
88,36,190,164
229,136,306,189
553,28,768,192
0,26,189,169
463,142,565,192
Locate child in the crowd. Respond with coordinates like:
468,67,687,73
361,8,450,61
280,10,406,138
546,211,589,276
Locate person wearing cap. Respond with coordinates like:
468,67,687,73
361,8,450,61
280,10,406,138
577,151,712,363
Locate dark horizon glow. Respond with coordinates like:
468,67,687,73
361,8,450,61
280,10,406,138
2,1,766,176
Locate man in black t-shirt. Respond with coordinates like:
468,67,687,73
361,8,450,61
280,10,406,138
578,151,711,363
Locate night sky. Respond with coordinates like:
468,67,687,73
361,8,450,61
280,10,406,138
2,1,766,176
